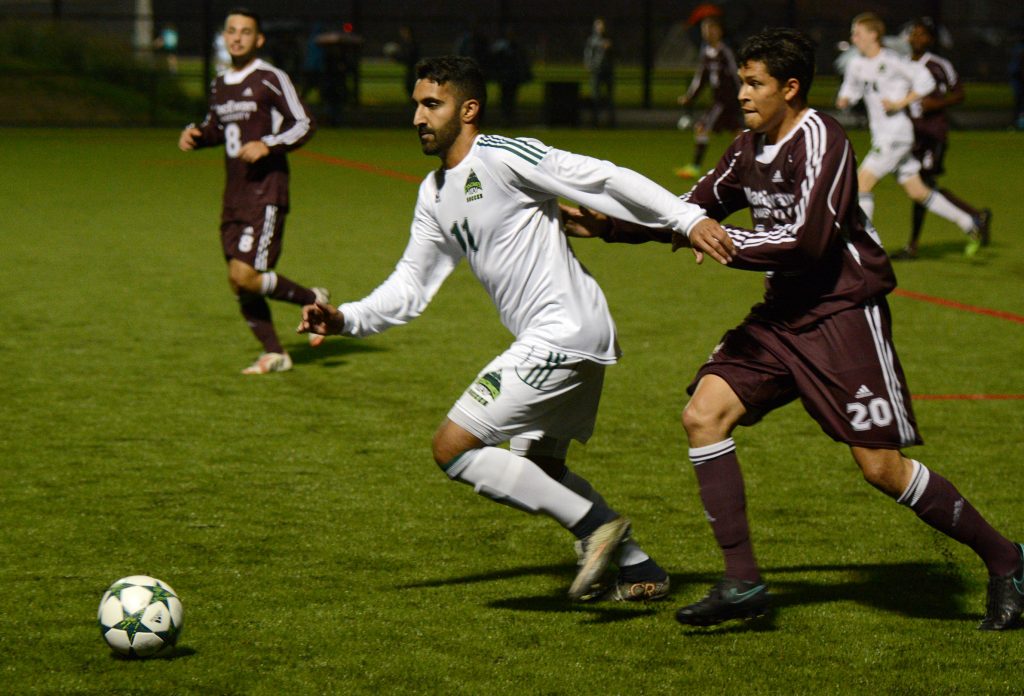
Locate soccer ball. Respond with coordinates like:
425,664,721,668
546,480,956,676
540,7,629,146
97,575,183,658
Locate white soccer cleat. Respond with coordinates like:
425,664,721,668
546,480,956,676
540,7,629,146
308,287,331,347
569,516,631,601
241,352,293,375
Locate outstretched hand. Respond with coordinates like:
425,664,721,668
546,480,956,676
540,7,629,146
560,203,610,239
677,218,735,265
297,302,345,337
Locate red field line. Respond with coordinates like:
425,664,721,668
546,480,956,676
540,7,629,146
914,394,1024,401
893,288,1024,325
297,150,422,183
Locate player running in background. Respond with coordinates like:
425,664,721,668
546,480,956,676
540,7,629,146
300,56,721,601
675,16,742,180
836,13,989,258
178,9,328,375
564,28,1023,630
892,17,991,260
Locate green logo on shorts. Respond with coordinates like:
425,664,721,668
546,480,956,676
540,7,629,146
469,371,501,405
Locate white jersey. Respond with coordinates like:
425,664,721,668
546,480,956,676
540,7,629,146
339,133,706,363
838,47,936,144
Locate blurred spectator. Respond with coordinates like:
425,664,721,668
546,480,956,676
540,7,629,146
455,20,492,78
302,23,325,100
674,15,742,179
490,29,532,126
584,17,615,127
154,23,179,74
213,33,231,74
1010,31,1024,129
384,25,420,96
316,27,363,126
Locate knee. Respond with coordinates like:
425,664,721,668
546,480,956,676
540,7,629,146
853,449,909,497
228,264,260,295
681,398,729,441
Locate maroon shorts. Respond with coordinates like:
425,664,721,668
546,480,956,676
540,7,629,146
220,204,286,271
688,300,923,448
912,134,947,179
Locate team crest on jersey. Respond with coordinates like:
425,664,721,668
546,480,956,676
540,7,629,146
468,371,501,406
464,170,483,202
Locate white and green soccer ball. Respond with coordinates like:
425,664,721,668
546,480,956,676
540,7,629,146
97,575,183,658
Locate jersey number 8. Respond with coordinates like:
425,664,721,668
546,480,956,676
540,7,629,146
225,123,242,158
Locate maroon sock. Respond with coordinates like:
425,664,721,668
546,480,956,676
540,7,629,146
902,461,1017,576
263,272,316,306
690,439,760,583
938,188,981,219
239,293,283,354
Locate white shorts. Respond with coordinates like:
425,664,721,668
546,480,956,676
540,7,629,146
448,342,605,459
860,140,921,184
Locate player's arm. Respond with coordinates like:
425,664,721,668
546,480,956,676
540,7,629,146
520,144,707,238
300,187,460,339
679,57,708,106
835,60,862,110
884,59,937,113
922,64,965,112
180,83,224,151
560,203,672,244
260,71,316,156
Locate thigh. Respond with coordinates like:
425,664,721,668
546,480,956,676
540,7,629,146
861,140,912,182
448,344,605,447
220,205,286,271
688,321,799,426
781,302,922,448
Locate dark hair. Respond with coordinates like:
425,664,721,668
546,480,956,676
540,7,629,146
909,16,937,38
738,28,817,101
415,55,488,121
226,7,262,33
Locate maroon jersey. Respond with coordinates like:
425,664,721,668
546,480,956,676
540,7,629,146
683,42,742,115
909,52,960,144
193,58,314,220
684,110,896,329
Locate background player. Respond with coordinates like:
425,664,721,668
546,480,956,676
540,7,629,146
892,17,991,260
178,8,328,375
836,13,989,258
299,56,721,601
675,16,742,180
565,28,1023,630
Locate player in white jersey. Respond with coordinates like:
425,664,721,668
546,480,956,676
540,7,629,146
299,56,725,602
837,13,986,256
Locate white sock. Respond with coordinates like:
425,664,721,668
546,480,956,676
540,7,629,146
859,192,875,221
561,469,649,567
923,191,974,232
447,447,592,528
259,271,278,295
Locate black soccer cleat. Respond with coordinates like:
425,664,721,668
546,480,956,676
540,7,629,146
979,542,1024,631
675,577,770,627
976,208,992,247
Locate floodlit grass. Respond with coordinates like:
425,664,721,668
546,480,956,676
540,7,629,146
1,126,1022,694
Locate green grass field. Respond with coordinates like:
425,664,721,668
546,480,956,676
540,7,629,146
2,125,1023,694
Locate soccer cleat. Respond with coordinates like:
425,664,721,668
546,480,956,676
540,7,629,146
964,229,981,258
241,352,293,375
979,542,1024,631
675,577,770,627
590,575,671,603
975,208,992,247
674,164,700,179
568,517,631,601
890,247,917,261
308,287,331,348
